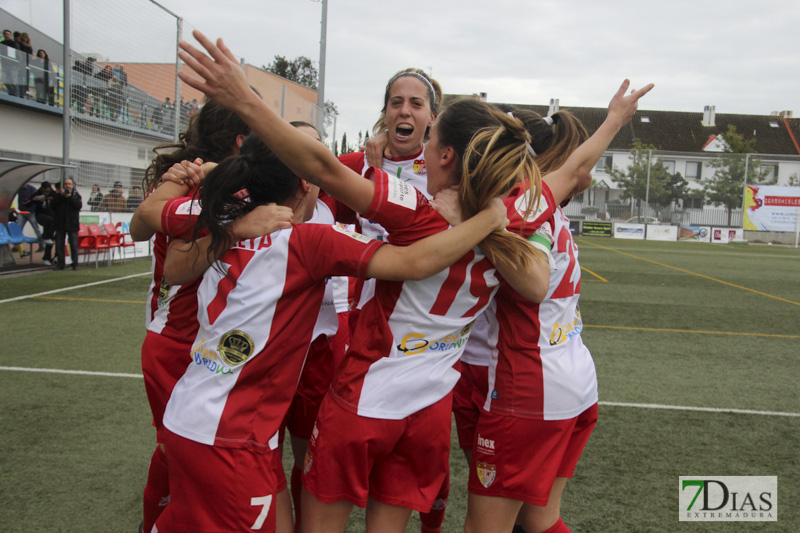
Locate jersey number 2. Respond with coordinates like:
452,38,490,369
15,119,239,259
550,226,579,300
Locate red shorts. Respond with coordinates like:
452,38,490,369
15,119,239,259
303,394,453,513
157,429,279,532
468,404,598,506
286,335,336,439
141,331,191,442
272,426,287,492
452,362,489,450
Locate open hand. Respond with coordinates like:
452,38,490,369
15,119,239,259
231,203,294,240
177,30,259,113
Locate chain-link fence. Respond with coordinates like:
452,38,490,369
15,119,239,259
1,0,326,212
563,149,800,229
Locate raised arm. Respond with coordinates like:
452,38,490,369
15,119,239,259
163,203,293,285
544,79,654,205
366,198,508,281
177,31,375,214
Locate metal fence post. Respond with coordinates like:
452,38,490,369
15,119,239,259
645,149,652,218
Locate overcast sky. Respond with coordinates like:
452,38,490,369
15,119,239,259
5,0,799,144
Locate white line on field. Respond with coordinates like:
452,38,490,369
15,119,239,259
0,366,142,379
600,401,799,418
0,272,150,304
0,366,797,417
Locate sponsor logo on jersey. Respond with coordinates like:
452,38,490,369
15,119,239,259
396,326,474,356
476,434,496,455
476,462,496,488
192,339,234,375
549,315,583,346
218,330,255,366
332,224,372,243
303,450,314,475
386,175,418,210
175,199,202,216
513,188,548,222
413,159,426,175
157,275,171,308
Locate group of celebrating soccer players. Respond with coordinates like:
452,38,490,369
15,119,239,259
130,29,652,533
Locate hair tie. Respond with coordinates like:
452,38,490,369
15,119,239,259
234,188,250,200
526,142,537,157
543,116,554,126
507,111,514,118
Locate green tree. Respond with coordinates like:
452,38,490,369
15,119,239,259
340,132,353,155
264,55,318,89
608,140,687,219
702,125,770,226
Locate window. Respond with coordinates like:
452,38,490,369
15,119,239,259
595,155,612,172
761,164,778,181
685,196,704,209
662,160,676,173
685,161,702,180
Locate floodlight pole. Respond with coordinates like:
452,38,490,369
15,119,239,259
644,149,652,218
314,0,328,135
62,0,71,183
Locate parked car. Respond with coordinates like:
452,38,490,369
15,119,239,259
625,216,661,225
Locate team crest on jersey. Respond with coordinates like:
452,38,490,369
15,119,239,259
514,188,548,222
331,224,372,243
218,330,255,366
157,275,171,308
476,462,496,488
303,450,314,475
413,159,426,175
460,320,475,337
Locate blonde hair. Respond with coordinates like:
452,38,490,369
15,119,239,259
437,99,545,270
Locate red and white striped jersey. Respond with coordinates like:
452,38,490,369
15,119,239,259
329,169,549,420
339,150,431,308
485,205,598,420
145,196,204,342
163,223,382,450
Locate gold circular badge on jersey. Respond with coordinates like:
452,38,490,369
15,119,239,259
218,330,255,366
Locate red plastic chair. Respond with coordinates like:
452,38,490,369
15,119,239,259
114,222,137,261
103,223,124,263
87,223,112,267
105,223,137,263
77,223,96,266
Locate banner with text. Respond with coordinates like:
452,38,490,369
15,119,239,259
744,185,800,232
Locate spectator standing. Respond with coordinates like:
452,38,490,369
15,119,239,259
87,184,104,210
33,49,52,104
126,185,144,212
32,181,56,264
51,178,82,270
15,32,33,97
1,29,20,96
99,181,127,212
16,182,44,248
16,32,33,54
